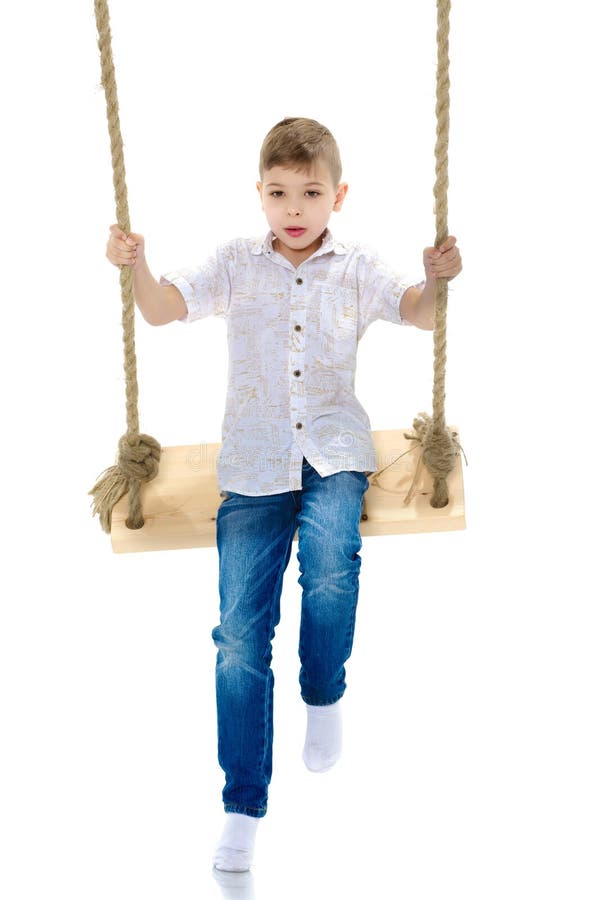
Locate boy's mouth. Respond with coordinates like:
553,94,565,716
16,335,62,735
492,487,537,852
285,228,306,237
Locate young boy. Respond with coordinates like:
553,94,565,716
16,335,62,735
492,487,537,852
105,117,462,873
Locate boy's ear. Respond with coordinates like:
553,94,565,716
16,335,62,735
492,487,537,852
333,182,349,211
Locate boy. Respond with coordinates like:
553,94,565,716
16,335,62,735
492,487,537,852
105,117,462,873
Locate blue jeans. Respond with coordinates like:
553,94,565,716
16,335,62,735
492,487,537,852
211,457,370,818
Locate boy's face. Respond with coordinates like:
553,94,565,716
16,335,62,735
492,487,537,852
256,160,348,263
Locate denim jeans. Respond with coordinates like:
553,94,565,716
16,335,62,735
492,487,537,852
211,456,369,818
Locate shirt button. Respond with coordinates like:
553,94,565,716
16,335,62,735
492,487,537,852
293,369,301,377
296,277,303,285
294,324,302,331
296,422,303,429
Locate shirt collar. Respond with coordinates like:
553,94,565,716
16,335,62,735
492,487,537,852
250,227,349,258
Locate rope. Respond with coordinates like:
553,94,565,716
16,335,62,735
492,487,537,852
88,0,161,532
411,0,461,508
367,0,461,512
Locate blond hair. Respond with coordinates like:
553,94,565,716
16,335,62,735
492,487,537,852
258,117,342,189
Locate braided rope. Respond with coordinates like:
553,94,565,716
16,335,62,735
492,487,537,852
405,0,461,508
88,0,160,532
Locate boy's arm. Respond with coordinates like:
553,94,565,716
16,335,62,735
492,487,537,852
400,280,435,331
132,257,187,325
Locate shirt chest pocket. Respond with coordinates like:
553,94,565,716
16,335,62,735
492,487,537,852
315,283,358,357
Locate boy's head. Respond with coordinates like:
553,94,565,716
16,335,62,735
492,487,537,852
256,117,348,262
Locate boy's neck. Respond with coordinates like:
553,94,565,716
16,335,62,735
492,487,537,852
272,231,325,268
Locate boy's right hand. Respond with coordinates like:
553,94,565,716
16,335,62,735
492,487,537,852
106,223,146,269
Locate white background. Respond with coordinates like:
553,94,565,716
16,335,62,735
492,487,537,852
1,1,598,898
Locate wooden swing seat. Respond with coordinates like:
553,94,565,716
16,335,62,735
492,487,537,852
110,427,465,553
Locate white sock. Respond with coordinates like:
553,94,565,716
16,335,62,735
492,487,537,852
213,812,260,873
212,867,256,898
302,699,343,772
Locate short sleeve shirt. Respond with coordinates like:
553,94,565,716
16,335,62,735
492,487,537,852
159,227,424,496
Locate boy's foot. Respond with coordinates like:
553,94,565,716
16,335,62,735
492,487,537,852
302,699,343,772
212,866,256,898
213,812,260,873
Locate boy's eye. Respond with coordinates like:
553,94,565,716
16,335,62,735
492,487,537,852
269,191,321,198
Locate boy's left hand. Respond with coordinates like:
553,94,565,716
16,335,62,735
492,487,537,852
423,235,463,281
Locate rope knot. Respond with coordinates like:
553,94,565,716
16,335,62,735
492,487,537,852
89,432,161,534
404,412,465,508
117,433,161,481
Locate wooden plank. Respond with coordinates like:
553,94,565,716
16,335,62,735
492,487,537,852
110,427,466,553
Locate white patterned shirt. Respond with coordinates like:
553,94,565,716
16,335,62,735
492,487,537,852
159,227,424,496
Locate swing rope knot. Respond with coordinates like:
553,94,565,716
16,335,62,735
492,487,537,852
403,412,464,509
88,433,161,534
117,433,161,481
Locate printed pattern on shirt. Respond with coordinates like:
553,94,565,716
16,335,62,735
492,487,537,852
159,228,424,496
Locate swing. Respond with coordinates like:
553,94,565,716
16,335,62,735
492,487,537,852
90,0,467,554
